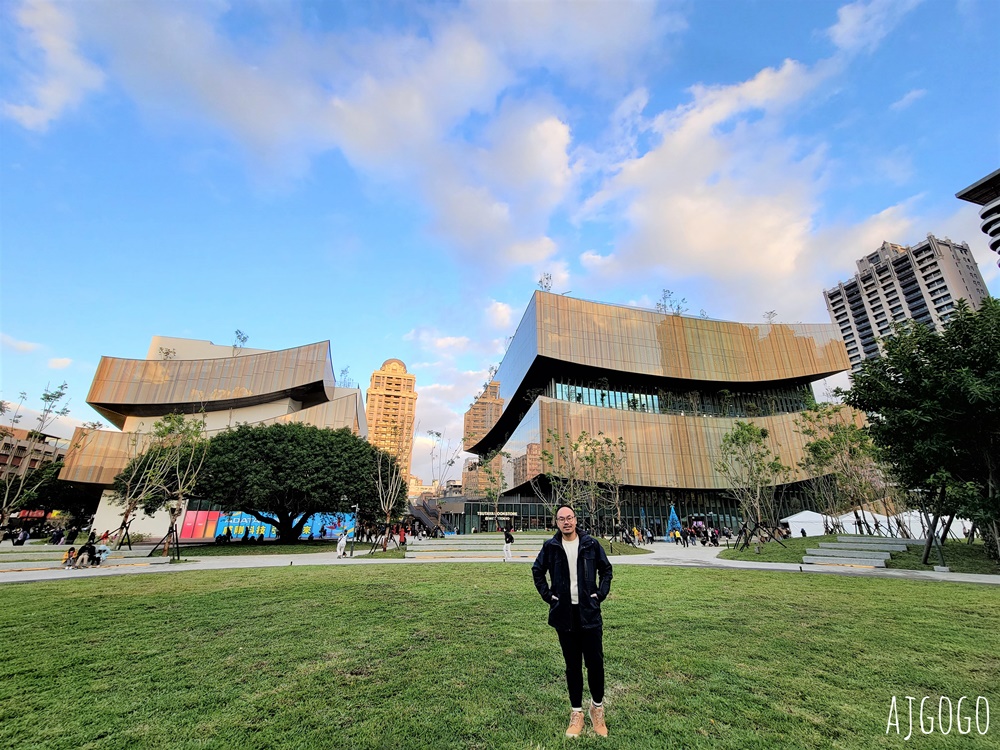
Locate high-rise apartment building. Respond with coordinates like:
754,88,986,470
956,167,1000,267
461,381,504,497
824,234,989,370
365,359,417,482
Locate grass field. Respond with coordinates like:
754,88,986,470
717,535,1000,575
1,564,997,749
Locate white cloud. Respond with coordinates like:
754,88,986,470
827,0,924,55
47,357,72,369
1,333,41,352
485,300,512,329
580,250,618,273
508,236,557,265
583,58,827,293
2,0,105,131
469,0,686,87
434,336,471,351
889,88,926,111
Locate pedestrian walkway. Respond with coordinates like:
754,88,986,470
1,538,997,586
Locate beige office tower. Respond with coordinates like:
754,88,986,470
365,359,417,482
824,234,989,371
462,381,503,497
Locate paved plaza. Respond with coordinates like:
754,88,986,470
2,537,997,586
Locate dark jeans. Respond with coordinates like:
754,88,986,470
556,604,605,707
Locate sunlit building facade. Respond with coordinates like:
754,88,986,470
365,359,417,483
463,292,851,534
60,336,366,538
823,235,989,371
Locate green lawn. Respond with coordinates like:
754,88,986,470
717,535,1000,575
1,565,997,749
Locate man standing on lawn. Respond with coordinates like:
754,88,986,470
531,505,613,738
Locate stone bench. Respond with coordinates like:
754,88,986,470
837,536,925,546
818,542,907,553
806,548,891,560
802,555,886,568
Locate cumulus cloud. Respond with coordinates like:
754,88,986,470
2,0,105,131
827,0,924,55
889,88,926,111
485,300,512,329
580,251,618,273
47,357,72,369
1,333,41,352
582,58,827,293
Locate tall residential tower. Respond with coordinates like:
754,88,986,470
365,359,417,482
823,235,989,370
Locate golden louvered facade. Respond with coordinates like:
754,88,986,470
60,338,365,486
463,292,852,532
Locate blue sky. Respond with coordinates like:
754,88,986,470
1,0,998,481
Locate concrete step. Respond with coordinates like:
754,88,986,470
802,556,886,568
407,549,538,558
837,536,925,546
0,549,154,559
819,542,907,553
806,548,891,560
0,557,173,573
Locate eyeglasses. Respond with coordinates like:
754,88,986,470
556,516,575,522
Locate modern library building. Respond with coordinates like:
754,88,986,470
462,292,851,535
60,336,366,540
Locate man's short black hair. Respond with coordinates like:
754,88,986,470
555,505,576,517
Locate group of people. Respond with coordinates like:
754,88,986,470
666,525,732,547
60,541,110,569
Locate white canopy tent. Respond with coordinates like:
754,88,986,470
779,510,838,538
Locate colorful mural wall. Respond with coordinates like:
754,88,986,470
179,509,355,541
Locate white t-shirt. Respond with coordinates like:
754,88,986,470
563,536,580,604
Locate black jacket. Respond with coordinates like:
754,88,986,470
504,530,514,544
532,532,612,631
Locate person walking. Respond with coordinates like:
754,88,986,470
337,533,348,559
503,527,514,562
532,506,613,738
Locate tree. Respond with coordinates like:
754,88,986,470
655,289,688,316
197,422,386,542
593,433,628,538
427,429,461,488
371,423,408,549
843,297,1000,560
2,383,71,530
478,448,510,531
795,400,904,536
716,421,790,538
540,429,602,529
112,413,209,553
17,460,101,526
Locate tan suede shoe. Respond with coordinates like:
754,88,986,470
589,703,608,737
566,710,585,738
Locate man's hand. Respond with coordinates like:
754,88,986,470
591,594,598,599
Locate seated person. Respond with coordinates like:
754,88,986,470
94,544,110,565
74,542,97,568
62,547,77,568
